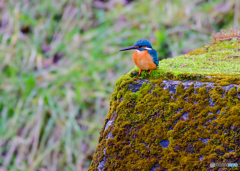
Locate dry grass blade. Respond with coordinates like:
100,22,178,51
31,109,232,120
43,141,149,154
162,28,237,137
228,55,240,58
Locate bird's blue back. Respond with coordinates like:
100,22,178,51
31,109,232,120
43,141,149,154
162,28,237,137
148,49,159,66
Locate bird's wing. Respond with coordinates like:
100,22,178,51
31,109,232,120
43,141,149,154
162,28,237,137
149,49,159,66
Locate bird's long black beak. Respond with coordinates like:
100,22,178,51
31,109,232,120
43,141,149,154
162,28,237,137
119,46,139,51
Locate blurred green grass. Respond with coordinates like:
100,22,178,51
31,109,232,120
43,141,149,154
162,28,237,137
0,0,238,170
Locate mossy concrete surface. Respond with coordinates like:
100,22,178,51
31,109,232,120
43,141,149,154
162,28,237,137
89,41,240,171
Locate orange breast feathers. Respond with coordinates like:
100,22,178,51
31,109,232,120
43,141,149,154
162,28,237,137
132,50,157,70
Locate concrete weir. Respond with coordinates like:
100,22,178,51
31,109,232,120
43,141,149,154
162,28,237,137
89,79,240,171
89,39,240,170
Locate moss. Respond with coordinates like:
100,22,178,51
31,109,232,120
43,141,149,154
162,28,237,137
218,82,231,86
89,73,240,170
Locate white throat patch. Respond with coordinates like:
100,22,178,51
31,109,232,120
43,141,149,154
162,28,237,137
136,47,152,53
145,47,152,50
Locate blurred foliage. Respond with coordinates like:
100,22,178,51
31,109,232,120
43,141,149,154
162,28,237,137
0,0,239,170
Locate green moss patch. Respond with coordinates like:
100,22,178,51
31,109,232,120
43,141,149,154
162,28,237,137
160,40,240,76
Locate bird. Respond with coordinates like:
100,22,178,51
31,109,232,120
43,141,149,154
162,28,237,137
119,39,159,75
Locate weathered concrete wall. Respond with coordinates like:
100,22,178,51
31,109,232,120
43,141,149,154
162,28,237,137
89,78,240,171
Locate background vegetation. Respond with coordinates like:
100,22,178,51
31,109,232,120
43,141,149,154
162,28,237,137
0,0,239,170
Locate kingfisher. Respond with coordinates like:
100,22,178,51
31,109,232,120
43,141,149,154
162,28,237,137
119,39,159,75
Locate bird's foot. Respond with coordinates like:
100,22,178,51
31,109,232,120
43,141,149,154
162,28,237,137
149,70,152,74
139,69,142,75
